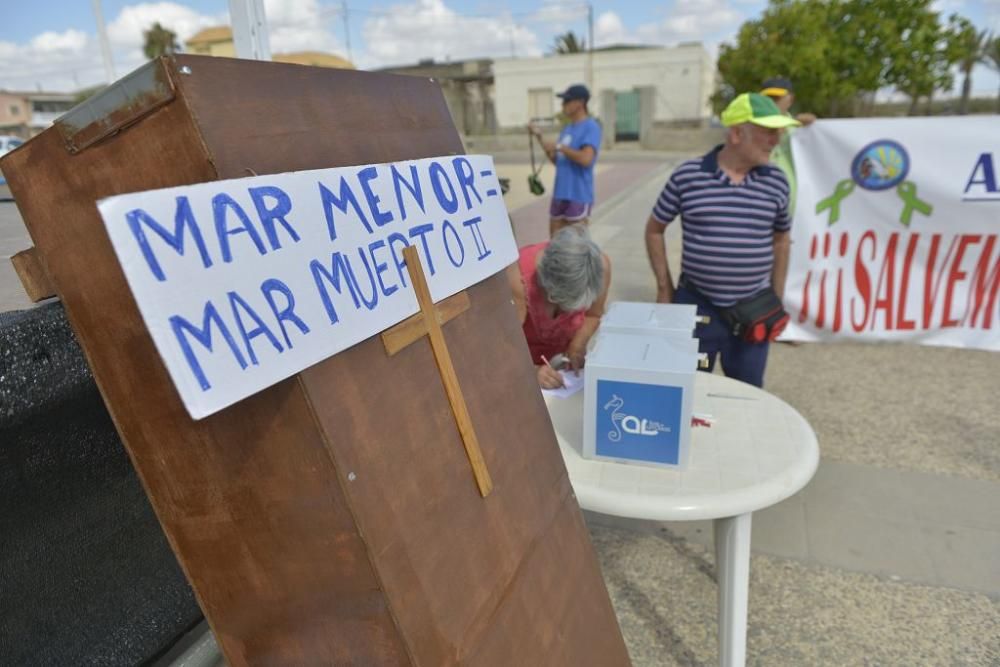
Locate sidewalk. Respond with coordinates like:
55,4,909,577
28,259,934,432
526,156,1000,666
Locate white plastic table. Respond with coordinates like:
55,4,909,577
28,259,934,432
544,372,819,667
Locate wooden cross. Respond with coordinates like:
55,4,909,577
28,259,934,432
380,246,493,498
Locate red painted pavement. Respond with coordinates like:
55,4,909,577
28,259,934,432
508,160,666,248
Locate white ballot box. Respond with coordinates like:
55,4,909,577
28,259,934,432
600,302,698,343
583,332,696,469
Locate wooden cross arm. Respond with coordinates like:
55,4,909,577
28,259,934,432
11,247,57,302
381,291,470,356
394,245,493,498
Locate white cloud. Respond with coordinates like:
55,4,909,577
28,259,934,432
598,0,744,59
31,30,89,53
659,0,743,42
985,0,1000,30
529,0,589,36
931,0,967,14
0,0,349,92
595,11,632,47
596,1,745,53
103,0,343,58
0,29,97,92
262,0,343,54
107,2,222,50
360,0,542,68
98,3,223,85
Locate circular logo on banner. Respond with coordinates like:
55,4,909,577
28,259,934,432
850,140,909,191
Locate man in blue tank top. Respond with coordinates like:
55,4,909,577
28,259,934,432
530,84,602,237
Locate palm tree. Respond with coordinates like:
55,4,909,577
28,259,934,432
552,31,585,55
143,22,180,60
948,17,990,114
986,35,1000,113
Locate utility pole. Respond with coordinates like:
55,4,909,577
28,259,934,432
341,1,353,63
91,0,116,83
228,0,272,60
586,2,594,92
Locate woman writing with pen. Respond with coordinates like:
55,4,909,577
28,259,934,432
507,226,612,389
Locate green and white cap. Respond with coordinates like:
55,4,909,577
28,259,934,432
721,93,801,129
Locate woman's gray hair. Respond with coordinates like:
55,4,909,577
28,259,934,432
536,226,604,312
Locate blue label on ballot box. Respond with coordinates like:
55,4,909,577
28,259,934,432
596,379,682,464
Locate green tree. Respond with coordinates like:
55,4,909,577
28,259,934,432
882,2,955,115
714,0,973,118
143,22,180,60
826,0,905,115
715,0,893,117
552,31,585,54
946,16,990,114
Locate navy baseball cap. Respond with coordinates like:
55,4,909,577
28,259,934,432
557,84,590,102
761,77,793,97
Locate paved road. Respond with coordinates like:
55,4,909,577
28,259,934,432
0,199,34,312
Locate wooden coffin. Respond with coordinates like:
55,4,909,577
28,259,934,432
1,54,630,666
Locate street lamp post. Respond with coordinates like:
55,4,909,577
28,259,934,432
586,2,594,92
228,0,272,60
91,0,116,83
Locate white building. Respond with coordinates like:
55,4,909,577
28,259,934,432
493,44,715,142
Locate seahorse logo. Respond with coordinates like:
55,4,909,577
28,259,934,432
603,394,626,442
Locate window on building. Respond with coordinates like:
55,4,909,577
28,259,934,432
32,101,73,113
9,105,19,116
528,88,554,122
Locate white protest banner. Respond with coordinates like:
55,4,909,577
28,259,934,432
784,117,999,351
98,155,518,419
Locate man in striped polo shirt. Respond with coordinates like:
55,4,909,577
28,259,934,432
644,93,800,387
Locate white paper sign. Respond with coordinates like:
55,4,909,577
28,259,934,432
785,117,1000,351
98,155,518,419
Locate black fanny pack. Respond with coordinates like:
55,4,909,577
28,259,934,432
720,288,790,343
680,276,789,344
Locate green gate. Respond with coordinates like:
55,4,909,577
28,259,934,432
615,91,640,141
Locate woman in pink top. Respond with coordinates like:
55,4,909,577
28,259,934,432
507,227,611,389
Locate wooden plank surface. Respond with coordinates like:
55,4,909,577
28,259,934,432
301,271,631,665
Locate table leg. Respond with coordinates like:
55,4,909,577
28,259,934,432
714,512,752,667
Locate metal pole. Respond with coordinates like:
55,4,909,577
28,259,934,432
341,1,353,63
587,2,594,91
228,0,272,60
91,0,117,82
509,17,516,58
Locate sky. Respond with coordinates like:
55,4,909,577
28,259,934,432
2,0,998,97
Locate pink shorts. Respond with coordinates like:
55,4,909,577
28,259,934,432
549,199,593,222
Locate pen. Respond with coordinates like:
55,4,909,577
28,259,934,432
540,355,566,388
706,392,758,401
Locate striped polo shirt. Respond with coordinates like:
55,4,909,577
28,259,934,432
651,145,790,307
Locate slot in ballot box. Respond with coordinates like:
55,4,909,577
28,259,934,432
600,301,699,342
583,332,696,469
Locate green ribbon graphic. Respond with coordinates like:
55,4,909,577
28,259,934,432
815,179,855,226
896,181,933,227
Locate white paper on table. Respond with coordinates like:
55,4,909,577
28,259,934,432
541,369,585,399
